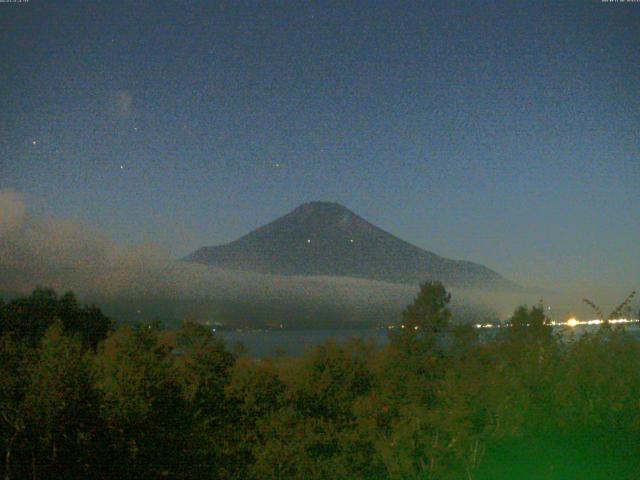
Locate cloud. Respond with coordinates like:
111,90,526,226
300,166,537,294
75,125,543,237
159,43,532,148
0,189,416,315
0,189,150,294
0,189,27,235
1,189,610,323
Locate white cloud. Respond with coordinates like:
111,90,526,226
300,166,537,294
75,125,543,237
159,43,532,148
1,189,588,322
0,189,26,234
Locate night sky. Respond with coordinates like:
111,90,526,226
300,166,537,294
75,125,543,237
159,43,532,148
1,1,638,294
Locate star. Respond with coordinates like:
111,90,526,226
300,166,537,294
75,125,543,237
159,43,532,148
32,140,37,145
120,165,124,170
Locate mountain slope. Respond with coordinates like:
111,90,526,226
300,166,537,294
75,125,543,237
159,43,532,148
184,202,519,290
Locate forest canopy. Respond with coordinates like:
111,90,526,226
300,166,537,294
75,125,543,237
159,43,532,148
1,284,640,479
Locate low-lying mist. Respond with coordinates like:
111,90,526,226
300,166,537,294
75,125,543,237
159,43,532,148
0,189,631,327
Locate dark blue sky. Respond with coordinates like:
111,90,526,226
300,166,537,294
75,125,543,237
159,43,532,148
2,1,638,292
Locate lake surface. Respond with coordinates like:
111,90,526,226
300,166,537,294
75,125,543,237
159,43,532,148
220,328,385,357
220,324,640,358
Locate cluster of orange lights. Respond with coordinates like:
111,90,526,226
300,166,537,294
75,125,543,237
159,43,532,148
469,317,640,329
385,318,639,331
560,317,638,327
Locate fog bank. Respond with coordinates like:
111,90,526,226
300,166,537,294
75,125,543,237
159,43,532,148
1,190,633,325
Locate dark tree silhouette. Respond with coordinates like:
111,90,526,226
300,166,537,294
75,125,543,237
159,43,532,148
0,288,112,349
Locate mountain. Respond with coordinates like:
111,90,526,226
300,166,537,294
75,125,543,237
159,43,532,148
184,202,519,290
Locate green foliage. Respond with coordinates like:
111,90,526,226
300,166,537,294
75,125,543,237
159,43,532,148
0,288,112,349
2,287,640,479
92,325,193,479
584,290,636,325
1,323,103,480
386,281,452,408
251,339,385,479
505,303,553,341
21,324,102,479
398,281,451,338
174,321,237,478
176,321,235,410
225,358,286,478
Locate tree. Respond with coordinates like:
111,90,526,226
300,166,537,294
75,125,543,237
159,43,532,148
386,281,452,404
0,289,112,350
252,340,381,479
504,303,553,344
92,326,191,479
58,292,112,350
225,358,286,479
174,321,237,478
176,321,235,413
583,290,636,326
20,323,102,480
400,281,451,338
0,335,31,480
0,288,60,347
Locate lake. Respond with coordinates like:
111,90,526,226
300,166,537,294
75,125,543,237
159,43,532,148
220,324,640,358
